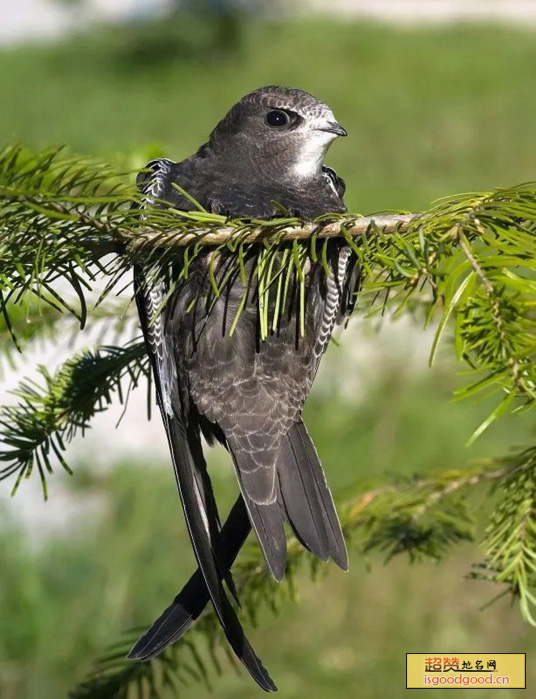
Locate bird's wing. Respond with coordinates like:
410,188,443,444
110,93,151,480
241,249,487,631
130,414,348,662
128,495,251,659
322,165,346,199
131,174,354,654
321,166,359,323
132,160,276,692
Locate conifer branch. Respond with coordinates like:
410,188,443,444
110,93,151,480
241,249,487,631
69,457,527,699
474,447,536,625
2,144,536,696
0,342,148,498
118,213,419,250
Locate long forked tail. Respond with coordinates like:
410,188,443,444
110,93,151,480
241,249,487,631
129,420,346,665
228,419,348,583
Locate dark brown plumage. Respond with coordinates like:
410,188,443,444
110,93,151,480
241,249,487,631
129,86,358,691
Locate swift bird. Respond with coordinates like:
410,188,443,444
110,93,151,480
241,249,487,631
129,86,358,691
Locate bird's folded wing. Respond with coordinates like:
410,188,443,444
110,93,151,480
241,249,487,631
131,158,276,690
128,495,251,660
133,269,276,691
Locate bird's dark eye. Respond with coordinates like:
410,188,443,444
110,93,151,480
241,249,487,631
265,110,290,128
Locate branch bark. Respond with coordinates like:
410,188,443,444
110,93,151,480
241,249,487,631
116,213,421,252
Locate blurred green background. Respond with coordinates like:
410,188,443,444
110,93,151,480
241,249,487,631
1,10,536,699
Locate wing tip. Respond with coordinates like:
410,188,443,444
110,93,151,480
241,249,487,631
128,641,279,694
126,646,144,661
127,634,163,662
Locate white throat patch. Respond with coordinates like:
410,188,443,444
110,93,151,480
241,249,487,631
291,126,337,180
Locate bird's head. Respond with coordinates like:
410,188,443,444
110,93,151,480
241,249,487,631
208,86,347,181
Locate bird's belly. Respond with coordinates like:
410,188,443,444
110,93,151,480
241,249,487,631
179,257,323,432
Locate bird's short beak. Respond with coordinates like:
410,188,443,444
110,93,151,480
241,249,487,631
318,121,348,137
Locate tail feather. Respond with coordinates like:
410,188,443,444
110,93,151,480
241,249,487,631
227,441,287,582
277,429,330,561
129,420,347,668
246,500,287,582
278,421,348,571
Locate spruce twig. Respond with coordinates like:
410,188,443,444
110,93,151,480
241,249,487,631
69,456,528,699
2,143,536,696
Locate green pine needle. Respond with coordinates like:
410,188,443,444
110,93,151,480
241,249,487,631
2,143,536,696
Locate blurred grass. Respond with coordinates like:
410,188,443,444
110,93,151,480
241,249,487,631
1,16,536,699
